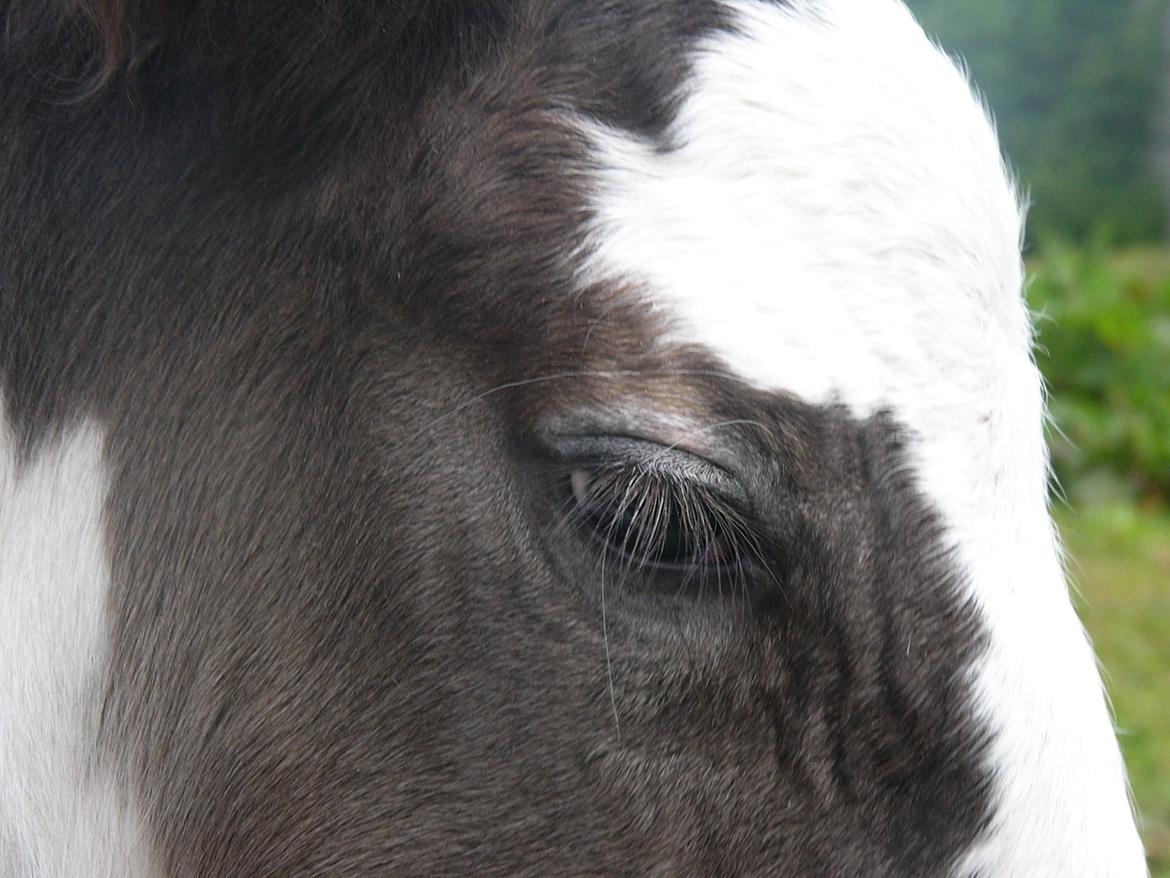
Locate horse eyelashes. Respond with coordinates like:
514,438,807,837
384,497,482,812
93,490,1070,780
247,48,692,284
567,462,750,576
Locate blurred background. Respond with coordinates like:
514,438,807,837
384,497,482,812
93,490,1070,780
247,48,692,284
904,1,1170,871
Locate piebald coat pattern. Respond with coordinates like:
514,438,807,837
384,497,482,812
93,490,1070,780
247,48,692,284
0,0,1147,875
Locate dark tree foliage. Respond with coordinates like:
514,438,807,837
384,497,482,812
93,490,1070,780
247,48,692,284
907,0,1170,243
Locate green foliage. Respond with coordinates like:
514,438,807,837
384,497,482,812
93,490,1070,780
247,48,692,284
906,0,1170,243
1027,242,1170,506
1058,505,1170,875
1028,244,1170,872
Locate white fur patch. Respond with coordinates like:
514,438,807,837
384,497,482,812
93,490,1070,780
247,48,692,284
577,0,1147,873
0,404,158,877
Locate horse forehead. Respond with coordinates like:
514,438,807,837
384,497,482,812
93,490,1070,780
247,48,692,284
578,0,1028,419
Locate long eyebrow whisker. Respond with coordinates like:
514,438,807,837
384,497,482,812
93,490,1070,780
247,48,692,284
597,526,622,744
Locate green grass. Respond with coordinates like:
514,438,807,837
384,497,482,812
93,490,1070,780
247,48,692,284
1057,504,1170,876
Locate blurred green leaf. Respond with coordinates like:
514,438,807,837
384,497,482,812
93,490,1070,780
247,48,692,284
1027,243,1170,507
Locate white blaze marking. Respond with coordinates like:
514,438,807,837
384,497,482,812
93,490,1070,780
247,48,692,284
578,0,1147,873
0,402,157,876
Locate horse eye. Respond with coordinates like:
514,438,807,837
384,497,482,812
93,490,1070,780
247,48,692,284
568,466,741,571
